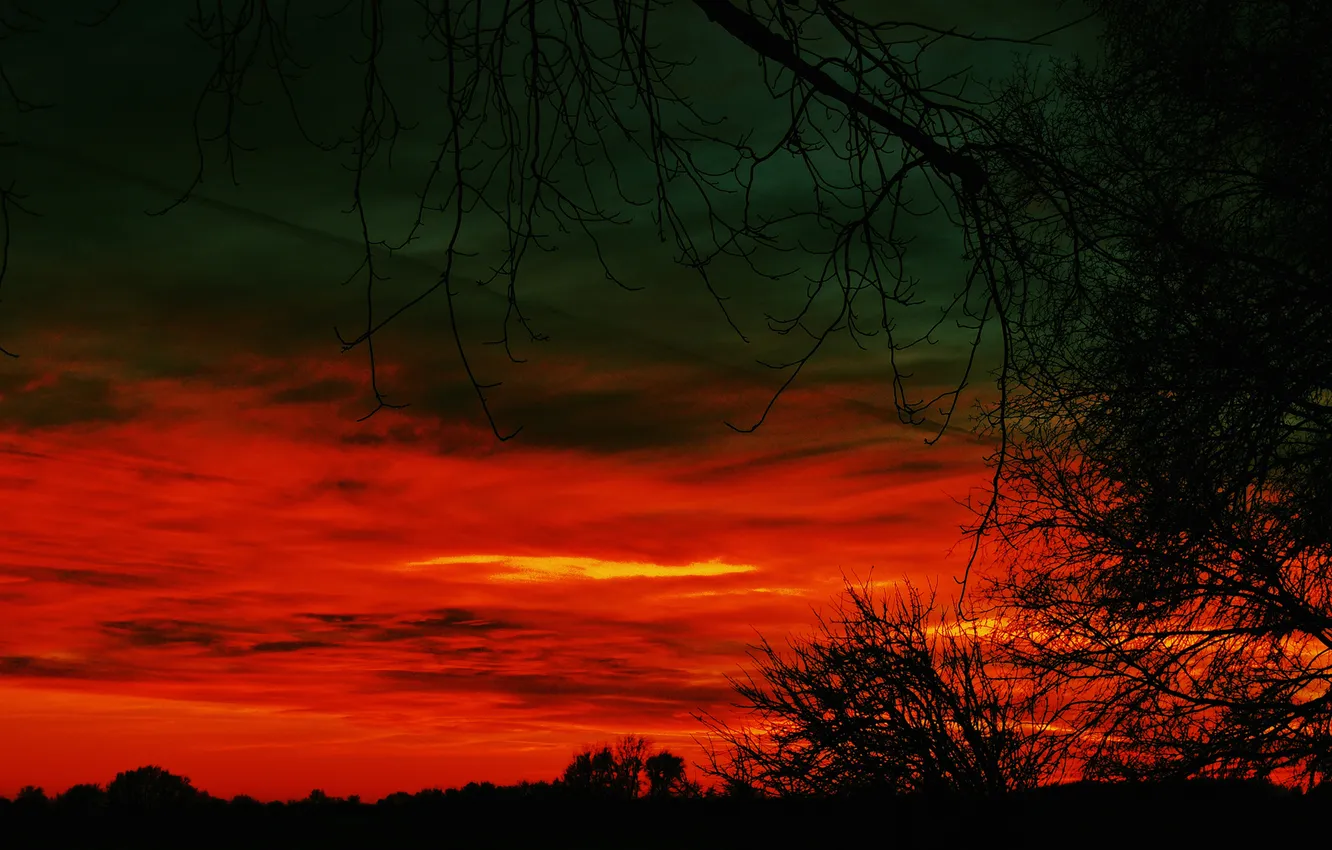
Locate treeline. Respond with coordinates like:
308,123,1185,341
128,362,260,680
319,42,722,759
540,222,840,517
0,744,697,816
1,768,1326,849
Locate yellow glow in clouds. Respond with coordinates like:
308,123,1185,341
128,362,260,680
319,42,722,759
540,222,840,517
408,554,757,581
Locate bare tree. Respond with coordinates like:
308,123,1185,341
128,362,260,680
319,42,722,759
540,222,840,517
698,578,1066,796
974,0,1332,786
1,2,1084,437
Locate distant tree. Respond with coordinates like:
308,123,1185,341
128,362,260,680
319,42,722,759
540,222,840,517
377,791,414,807
611,735,650,798
456,781,499,801
14,786,49,813
562,735,652,799
974,0,1332,786
512,780,558,800
303,788,333,805
700,578,1064,796
563,744,620,797
229,794,262,808
414,788,447,806
105,766,199,811
644,751,689,798
55,783,107,815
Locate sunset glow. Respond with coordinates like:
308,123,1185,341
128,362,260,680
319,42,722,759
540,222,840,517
0,345,990,802
407,555,758,581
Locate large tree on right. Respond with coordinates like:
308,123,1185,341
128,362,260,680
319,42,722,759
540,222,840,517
977,0,1332,785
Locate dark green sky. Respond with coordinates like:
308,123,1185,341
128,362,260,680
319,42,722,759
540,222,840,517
1,0,1092,449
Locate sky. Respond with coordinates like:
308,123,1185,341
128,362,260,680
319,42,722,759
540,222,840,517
0,1,1090,801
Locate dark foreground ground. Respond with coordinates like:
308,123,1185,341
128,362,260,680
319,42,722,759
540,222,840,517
3,780,1327,849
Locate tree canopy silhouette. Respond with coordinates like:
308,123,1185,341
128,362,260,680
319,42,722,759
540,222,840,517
973,0,1332,786
558,736,702,799
561,735,650,799
13,785,49,813
644,751,695,798
54,783,108,816
105,765,200,811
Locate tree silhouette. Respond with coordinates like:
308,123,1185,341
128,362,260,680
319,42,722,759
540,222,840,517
699,578,1064,796
13,785,49,813
55,783,108,815
105,765,200,811
644,751,690,798
0,2,1083,437
302,788,334,805
974,0,1332,786
561,735,652,798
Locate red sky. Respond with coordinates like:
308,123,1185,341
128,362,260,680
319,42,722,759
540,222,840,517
0,350,991,801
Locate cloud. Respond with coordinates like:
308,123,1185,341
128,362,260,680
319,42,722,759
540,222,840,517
0,370,139,429
300,613,364,625
489,386,718,453
0,655,117,680
407,555,757,582
250,640,338,654
393,609,515,632
268,378,361,405
101,619,224,648
377,669,731,710
323,478,370,493
2,565,159,589
349,609,527,642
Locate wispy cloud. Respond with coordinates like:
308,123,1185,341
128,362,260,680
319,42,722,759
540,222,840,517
406,554,757,581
